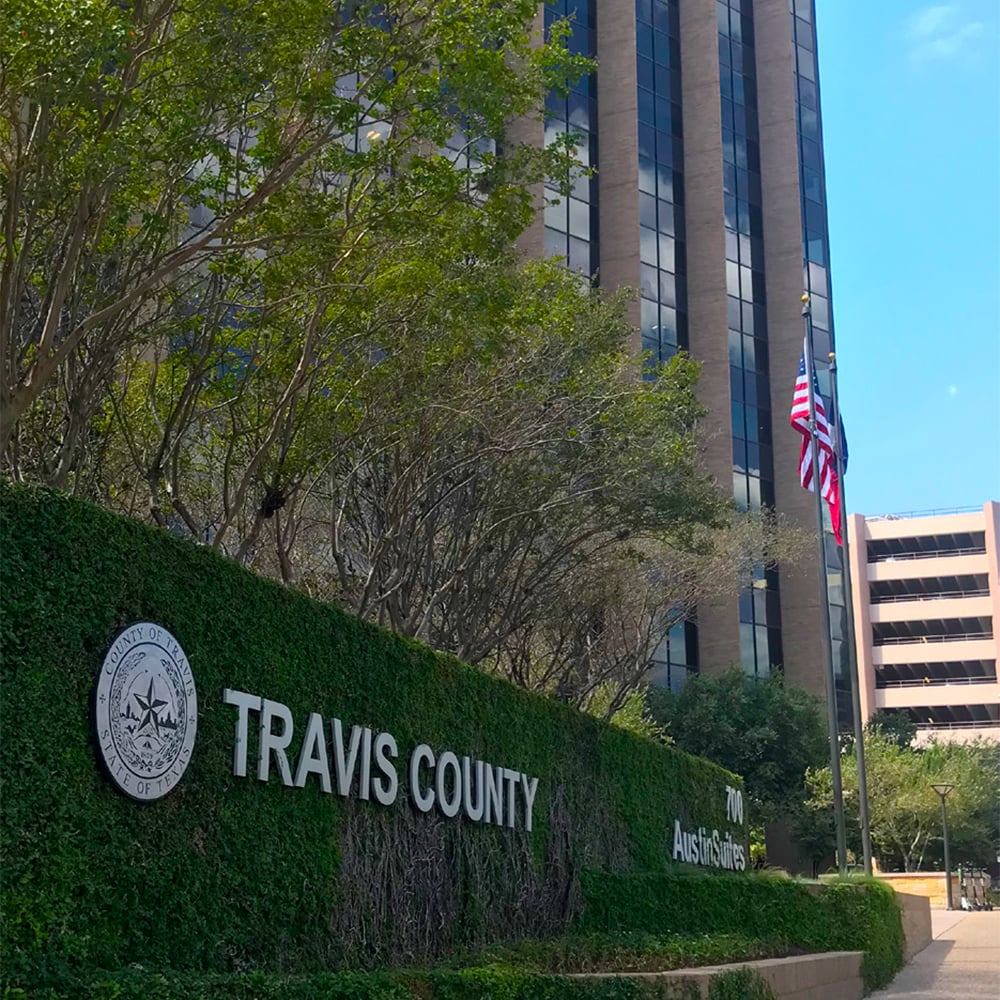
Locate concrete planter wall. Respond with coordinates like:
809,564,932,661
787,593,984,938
577,951,865,1000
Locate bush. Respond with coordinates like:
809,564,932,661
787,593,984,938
0,483,745,986
2,962,780,1000
708,969,777,1000
0,967,704,1000
444,932,788,973
576,870,904,990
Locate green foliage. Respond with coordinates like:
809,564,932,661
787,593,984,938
0,483,745,989
2,967,701,1000
865,711,917,749
0,934,785,1000
4,0,794,725
806,733,1000,872
446,932,787,974
576,870,905,991
707,969,777,1000
790,798,837,878
3,0,591,446
646,669,828,826
585,686,671,744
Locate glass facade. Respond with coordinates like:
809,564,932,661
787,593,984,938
718,0,782,678
636,0,697,686
544,1,599,278
790,0,851,724
540,0,847,695
636,0,688,365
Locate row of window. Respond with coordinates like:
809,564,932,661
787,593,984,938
719,0,783,678
732,472,776,514
739,623,783,680
636,0,678,35
635,0,687,367
730,365,771,409
638,89,684,135
791,1,851,719
637,0,696,677
732,401,772,447
544,2,598,278
638,156,683,203
727,298,770,344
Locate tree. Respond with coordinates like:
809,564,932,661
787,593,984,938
1,0,587,457
272,259,797,708
3,1,803,713
646,669,828,827
584,683,670,743
805,734,1000,872
866,710,917,749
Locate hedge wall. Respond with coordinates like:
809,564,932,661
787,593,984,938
577,871,905,990
4,965,777,1000
0,483,745,983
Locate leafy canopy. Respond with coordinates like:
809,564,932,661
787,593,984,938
805,734,1000,872
647,669,828,826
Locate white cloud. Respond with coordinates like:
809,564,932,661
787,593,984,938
907,4,955,38
906,5,985,60
908,5,955,38
947,385,959,397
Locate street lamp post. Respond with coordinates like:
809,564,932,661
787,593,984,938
931,783,955,910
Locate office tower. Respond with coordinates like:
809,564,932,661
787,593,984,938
847,504,1000,744
520,0,846,703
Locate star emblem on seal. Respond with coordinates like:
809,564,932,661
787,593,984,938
94,623,197,801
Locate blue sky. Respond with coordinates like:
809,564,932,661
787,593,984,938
815,0,1000,516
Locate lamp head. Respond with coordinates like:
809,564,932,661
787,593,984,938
930,783,955,798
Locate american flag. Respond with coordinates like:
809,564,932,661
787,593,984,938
790,340,843,544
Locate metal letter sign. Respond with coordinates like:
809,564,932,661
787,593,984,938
95,623,197,801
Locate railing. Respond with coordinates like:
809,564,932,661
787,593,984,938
873,632,994,646
869,546,987,563
867,505,983,520
878,676,999,688
871,589,991,604
916,722,1000,732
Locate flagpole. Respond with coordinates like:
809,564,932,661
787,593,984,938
827,351,874,875
801,292,848,875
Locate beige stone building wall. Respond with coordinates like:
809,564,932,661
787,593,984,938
875,871,961,911
677,0,740,670
752,0,828,699
847,503,1000,743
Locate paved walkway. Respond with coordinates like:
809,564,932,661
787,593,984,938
871,909,1000,998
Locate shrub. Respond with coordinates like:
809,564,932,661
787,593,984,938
576,870,904,990
0,967,709,1000
707,969,776,1000
444,932,788,974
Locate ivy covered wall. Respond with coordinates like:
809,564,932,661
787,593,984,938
0,483,745,979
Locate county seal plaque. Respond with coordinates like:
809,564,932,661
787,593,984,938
95,623,197,801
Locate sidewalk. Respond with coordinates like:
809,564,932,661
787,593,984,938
870,910,1000,998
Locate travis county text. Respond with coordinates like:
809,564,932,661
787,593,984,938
223,689,539,831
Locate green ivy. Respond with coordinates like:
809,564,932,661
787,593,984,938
0,483,745,987
576,870,904,990
707,969,776,1000
441,931,787,974
0,966,729,1000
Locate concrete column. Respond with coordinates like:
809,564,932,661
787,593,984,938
509,7,547,262
595,0,641,338
754,0,826,699
677,0,739,673
982,501,1000,670
847,513,876,722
